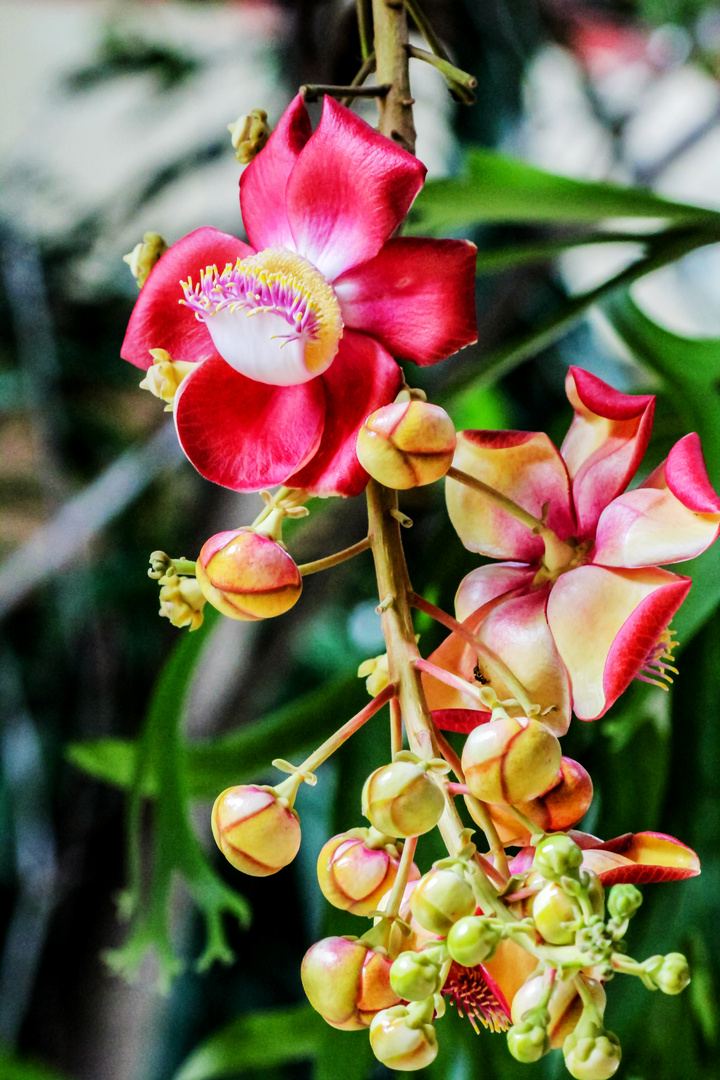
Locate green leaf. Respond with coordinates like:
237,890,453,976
0,1050,68,1080
172,1004,327,1080
411,149,720,233
66,737,137,790
602,291,720,642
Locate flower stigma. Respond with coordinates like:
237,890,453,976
181,247,343,386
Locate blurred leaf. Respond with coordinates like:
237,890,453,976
603,291,720,641
0,1051,67,1080
172,1004,327,1080
411,149,720,233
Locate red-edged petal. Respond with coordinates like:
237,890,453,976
582,831,700,885
285,96,426,281
561,367,655,538
547,565,690,720
121,228,254,370
432,709,491,734
333,237,478,365
174,353,325,491
455,563,536,623
239,95,312,251
446,431,575,561
286,330,402,497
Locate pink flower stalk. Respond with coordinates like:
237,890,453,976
122,95,477,496
426,368,720,723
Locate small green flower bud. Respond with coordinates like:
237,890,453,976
563,1024,622,1080
158,573,206,631
123,231,167,287
369,1006,438,1071
507,1014,551,1063
512,975,606,1049
228,109,271,164
645,952,691,995
362,760,445,839
409,868,476,936
446,915,501,967
533,833,583,881
390,951,442,1001
462,716,562,805
532,872,604,946
607,883,643,922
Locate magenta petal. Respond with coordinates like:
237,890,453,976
174,354,325,491
582,831,700,885
648,432,720,512
239,95,312,252
561,367,655,538
286,330,402,497
285,96,426,281
121,228,254,370
333,237,478,365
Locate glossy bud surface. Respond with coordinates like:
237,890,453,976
357,400,456,489
462,717,562,805
211,785,300,876
197,528,302,621
362,760,445,839
409,868,476,936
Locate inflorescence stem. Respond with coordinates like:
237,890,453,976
298,537,371,576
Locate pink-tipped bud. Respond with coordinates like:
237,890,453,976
462,717,562,805
211,784,300,876
356,401,456,489
301,937,399,1030
317,830,420,916
196,528,302,621
512,975,606,1049
362,760,445,839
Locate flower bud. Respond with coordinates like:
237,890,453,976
301,937,399,1030
507,1015,550,1063
409,868,476,936
462,717,562,805
211,784,300,876
123,231,168,287
644,952,691,995
563,1023,622,1080
228,109,271,164
196,528,302,621
532,871,604,945
362,760,445,839
390,951,443,1001
139,349,196,409
356,401,456,489
512,975,606,1049
369,1006,438,1070
446,915,501,967
316,830,419,916
533,833,583,881
607,883,643,922
158,573,206,630
357,652,390,697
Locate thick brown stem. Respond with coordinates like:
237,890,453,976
371,0,416,150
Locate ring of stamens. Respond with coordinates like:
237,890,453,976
636,627,679,690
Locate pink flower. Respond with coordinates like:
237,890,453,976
425,368,720,724
121,95,477,497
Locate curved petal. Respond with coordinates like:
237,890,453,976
424,586,571,736
582,832,700,885
446,431,575,560
174,354,325,491
431,709,491,734
483,940,538,1012
333,237,478,365
121,228,254,370
286,330,402,497
455,563,536,623
593,434,720,567
285,96,426,281
561,367,655,538
239,95,312,251
547,565,691,720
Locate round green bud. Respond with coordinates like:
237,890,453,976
362,760,445,839
533,870,605,946
607,883,642,922
563,1025,622,1080
390,952,442,1001
446,915,501,967
646,952,691,995
409,868,476,935
533,833,583,880
507,1016,551,1063
369,1006,438,1071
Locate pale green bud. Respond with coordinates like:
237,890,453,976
446,915,501,967
563,1023,621,1080
123,232,167,288
645,952,691,995
362,760,445,839
390,952,442,1001
409,868,476,935
533,833,583,881
507,1011,551,1063
607,883,642,921
369,1006,438,1071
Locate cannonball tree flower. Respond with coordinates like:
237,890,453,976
121,95,477,497
424,367,720,722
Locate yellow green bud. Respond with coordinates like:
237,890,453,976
301,937,399,1030
369,1006,438,1071
644,952,691,995
196,528,302,621
158,573,205,631
533,833,583,881
446,915,501,967
507,1014,551,1063
389,952,443,1001
228,109,271,164
357,653,390,698
512,975,606,1050
211,784,300,876
362,759,445,839
563,1023,622,1080
409,868,476,936
139,349,197,410
356,400,456,489
461,716,562,805
607,883,643,922
123,232,167,287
